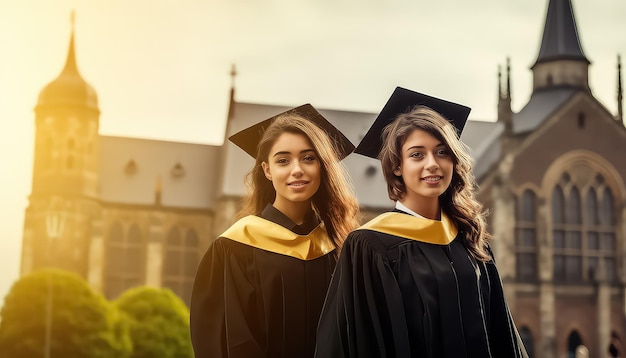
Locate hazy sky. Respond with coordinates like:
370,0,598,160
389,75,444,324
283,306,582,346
0,0,624,303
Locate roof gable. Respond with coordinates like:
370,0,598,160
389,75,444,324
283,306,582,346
509,92,626,186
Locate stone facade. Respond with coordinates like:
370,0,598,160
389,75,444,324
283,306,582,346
20,1,626,357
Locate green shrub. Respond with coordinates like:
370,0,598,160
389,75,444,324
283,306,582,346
115,286,193,358
0,269,131,358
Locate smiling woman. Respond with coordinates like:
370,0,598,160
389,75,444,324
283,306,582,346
261,132,322,221
315,87,528,358
189,104,360,358
391,127,455,219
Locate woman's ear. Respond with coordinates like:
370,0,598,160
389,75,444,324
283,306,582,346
393,165,402,177
262,162,272,181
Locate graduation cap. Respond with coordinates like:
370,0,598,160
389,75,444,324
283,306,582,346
354,87,471,159
228,104,355,160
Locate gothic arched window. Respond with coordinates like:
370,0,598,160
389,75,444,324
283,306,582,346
553,185,568,281
553,172,619,284
553,180,584,282
104,222,146,299
126,224,144,274
515,189,537,282
600,187,615,225
566,187,582,225
163,226,200,306
588,185,618,282
552,186,565,224
586,189,598,226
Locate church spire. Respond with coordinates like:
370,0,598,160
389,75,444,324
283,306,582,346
61,10,80,77
154,176,162,206
37,10,98,110
230,63,237,89
498,65,503,99
497,58,513,100
498,59,513,134
532,0,589,67
530,0,590,92
227,64,237,120
618,54,624,125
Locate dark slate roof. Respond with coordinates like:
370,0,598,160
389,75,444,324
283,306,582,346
99,136,220,209
461,120,504,180
513,88,577,133
533,0,589,66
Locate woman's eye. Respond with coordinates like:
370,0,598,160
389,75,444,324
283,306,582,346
410,152,424,159
436,149,450,156
276,158,289,165
303,155,316,162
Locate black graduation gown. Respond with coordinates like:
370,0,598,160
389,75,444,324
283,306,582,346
190,205,336,358
315,210,527,358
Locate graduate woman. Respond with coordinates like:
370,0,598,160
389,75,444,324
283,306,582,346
315,88,527,358
190,104,360,358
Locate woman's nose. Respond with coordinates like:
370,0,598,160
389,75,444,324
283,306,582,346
291,161,304,176
425,154,439,171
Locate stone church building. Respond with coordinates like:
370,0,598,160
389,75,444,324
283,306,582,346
20,0,625,357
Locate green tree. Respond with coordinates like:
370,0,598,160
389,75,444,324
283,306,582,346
0,269,131,358
115,286,193,358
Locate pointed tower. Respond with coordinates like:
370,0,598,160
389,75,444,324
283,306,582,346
618,54,623,124
498,58,514,135
531,0,590,92
212,64,241,239
22,13,101,278
32,16,100,197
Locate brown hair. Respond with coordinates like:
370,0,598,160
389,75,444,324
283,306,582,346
237,114,360,251
378,105,491,261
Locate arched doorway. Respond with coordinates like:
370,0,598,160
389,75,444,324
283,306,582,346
609,331,623,358
567,330,584,358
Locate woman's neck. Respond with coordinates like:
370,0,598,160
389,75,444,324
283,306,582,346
272,200,311,225
398,197,440,220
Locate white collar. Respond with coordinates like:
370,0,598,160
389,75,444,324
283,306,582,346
395,201,427,219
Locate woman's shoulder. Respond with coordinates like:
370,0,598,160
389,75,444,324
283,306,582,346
343,225,404,255
348,212,414,241
221,215,265,235
203,235,255,257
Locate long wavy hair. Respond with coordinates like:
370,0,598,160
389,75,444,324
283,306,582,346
378,105,491,261
236,114,360,252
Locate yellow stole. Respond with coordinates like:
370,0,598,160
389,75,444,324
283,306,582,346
220,215,335,260
358,212,458,245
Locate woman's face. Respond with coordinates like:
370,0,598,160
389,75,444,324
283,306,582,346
262,132,321,213
394,128,454,211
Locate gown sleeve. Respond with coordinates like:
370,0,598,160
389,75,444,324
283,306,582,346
315,231,411,358
190,238,264,358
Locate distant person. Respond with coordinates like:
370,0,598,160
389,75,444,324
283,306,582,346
190,104,360,358
315,87,527,358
